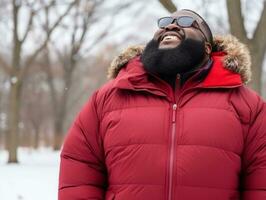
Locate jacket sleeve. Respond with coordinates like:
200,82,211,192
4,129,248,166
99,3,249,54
241,97,266,200
58,92,107,200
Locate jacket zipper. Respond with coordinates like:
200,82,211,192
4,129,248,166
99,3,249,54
167,73,181,200
168,103,177,200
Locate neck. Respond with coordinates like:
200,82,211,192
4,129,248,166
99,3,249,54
159,55,211,89
188,54,210,73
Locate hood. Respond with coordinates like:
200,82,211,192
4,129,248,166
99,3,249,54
107,35,251,84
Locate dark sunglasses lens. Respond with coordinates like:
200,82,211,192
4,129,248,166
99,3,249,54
158,17,173,28
178,16,194,27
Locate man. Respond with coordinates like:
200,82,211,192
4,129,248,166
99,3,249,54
58,9,266,200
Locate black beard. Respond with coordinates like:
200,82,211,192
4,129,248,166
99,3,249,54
141,38,206,78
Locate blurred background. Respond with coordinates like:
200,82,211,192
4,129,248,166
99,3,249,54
0,0,265,199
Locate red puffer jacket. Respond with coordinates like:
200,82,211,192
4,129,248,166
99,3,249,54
58,35,266,200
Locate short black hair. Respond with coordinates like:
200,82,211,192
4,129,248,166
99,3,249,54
181,9,214,46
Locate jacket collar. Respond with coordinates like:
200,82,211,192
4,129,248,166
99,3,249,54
112,52,243,95
202,52,242,88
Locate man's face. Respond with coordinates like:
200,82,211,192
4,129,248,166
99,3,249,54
154,10,208,49
141,10,212,78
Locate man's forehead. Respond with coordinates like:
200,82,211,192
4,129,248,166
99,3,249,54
170,10,202,21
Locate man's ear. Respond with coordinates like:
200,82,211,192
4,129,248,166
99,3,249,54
205,42,212,55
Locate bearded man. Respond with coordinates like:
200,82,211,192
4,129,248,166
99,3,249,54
58,9,266,200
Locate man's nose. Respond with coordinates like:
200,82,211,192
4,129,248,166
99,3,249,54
164,21,181,31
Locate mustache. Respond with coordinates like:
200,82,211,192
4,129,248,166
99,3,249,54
158,31,185,43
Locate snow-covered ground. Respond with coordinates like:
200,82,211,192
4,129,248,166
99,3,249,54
0,148,60,200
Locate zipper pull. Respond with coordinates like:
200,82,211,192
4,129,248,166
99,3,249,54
172,104,177,122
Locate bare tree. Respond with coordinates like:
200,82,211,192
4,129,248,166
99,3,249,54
0,0,76,163
43,0,108,150
43,0,135,150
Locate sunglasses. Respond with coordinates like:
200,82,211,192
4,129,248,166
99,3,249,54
157,16,208,42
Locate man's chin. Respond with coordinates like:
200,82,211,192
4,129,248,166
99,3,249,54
141,37,206,76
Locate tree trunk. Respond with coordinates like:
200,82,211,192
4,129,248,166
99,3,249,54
249,45,264,93
53,88,69,150
54,133,64,150
7,80,22,163
52,65,73,150
53,120,64,150
33,126,40,149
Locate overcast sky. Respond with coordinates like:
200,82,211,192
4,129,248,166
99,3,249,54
0,0,265,71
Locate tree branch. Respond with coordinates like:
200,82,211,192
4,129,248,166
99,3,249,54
83,28,109,54
82,1,135,55
46,1,76,41
21,9,35,44
19,0,77,80
70,1,80,57
158,0,177,13
73,2,96,54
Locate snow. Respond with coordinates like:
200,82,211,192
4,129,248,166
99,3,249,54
0,148,60,200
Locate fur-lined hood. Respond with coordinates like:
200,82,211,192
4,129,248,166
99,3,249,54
108,35,251,84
